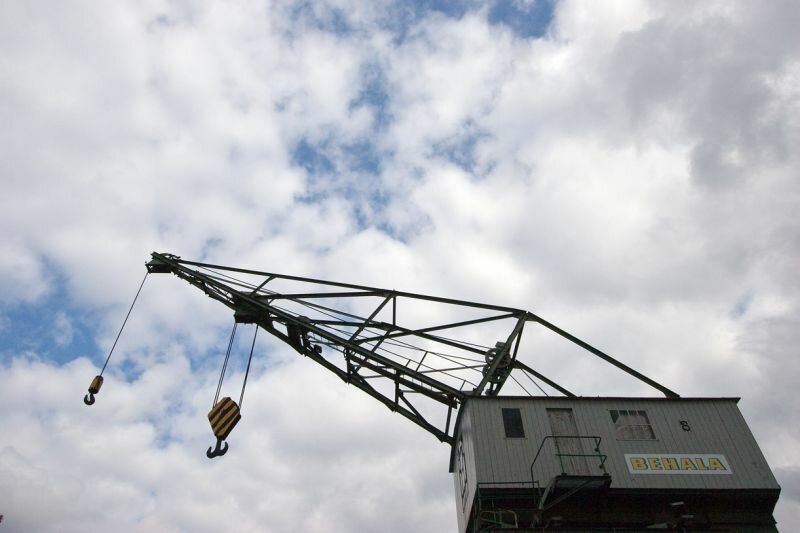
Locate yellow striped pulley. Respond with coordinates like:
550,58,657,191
206,397,241,458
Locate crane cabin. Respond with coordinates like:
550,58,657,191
85,253,782,532
451,396,780,532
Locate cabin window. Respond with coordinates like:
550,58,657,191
502,408,525,438
610,409,656,440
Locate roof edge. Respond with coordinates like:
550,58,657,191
463,395,741,402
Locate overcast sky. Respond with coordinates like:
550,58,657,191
2,0,799,531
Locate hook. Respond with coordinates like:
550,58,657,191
206,437,229,459
83,375,103,407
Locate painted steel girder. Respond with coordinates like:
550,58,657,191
145,251,678,444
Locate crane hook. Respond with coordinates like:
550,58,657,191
206,437,229,459
83,375,104,406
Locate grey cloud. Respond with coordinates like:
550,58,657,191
775,465,800,504
608,4,800,189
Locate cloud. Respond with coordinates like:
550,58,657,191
0,242,51,305
1,0,799,531
53,311,74,346
776,465,800,504
0,351,454,533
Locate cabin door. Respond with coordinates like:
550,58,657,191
546,408,590,476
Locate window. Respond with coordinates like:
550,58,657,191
457,436,468,508
610,409,656,440
502,408,525,438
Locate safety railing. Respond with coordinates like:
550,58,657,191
473,482,535,533
529,435,608,482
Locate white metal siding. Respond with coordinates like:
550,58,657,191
458,397,778,493
453,405,477,533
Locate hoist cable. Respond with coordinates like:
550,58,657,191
510,374,533,397
239,326,258,409
214,321,238,407
276,294,495,351
100,272,149,376
521,368,549,397
271,300,487,364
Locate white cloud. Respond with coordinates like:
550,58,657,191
0,352,454,532
1,0,798,530
0,241,50,304
53,311,74,346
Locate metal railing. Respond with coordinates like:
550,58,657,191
529,435,608,482
468,439,609,530
472,482,536,533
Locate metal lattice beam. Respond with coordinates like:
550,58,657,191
145,252,679,445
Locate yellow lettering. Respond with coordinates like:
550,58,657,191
708,457,726,471
680,458,697,470
630,457,648,470
662,457,679,470
695,457,708,470
647,457,663,470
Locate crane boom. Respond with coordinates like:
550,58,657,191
144,252,678,446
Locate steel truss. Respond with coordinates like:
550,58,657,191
146,252,678,445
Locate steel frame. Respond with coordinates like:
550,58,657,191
146,252,678,446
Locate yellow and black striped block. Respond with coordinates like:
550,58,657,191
208,397,241,440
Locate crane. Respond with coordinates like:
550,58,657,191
83,253,786,532
84,252,677,459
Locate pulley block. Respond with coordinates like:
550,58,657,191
209,397,241,440
206,397,241,458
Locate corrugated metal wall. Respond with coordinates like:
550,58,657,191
462,397,778,491
454,397,779,532
452,405,475,533
453,396,779,531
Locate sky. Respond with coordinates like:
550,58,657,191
1,0,799,531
